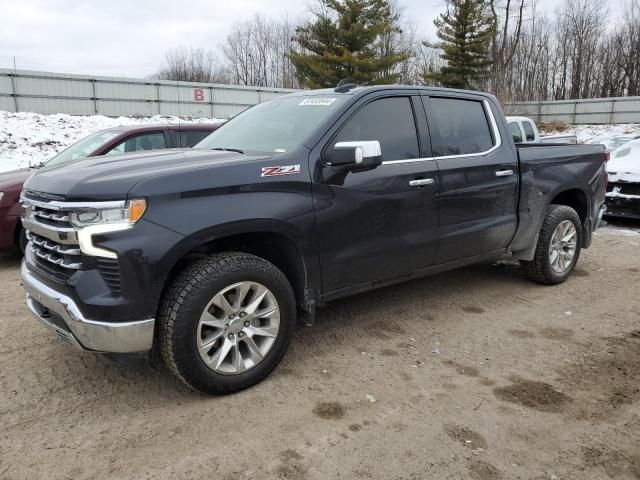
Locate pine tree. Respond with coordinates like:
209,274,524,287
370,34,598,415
426,0,495,89
289,0,409,88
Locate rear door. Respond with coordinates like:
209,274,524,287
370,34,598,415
423,94,518,264
312,92,439,295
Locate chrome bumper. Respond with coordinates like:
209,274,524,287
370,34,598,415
20,261,154,353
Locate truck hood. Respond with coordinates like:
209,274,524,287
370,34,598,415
607,142,640,183
23,149,271,200
0,168,33,191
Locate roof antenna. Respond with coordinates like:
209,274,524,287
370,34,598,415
335,78,357,93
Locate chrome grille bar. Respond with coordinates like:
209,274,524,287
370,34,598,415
27,232,82,256
31,245,82,270
33,210,70,223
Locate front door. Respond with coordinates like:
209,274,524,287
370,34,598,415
311,93,439,295
423,95,519,264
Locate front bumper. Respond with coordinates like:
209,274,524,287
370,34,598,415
605,192,640,219
20,260,155,353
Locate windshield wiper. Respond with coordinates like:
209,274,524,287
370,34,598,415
212,147,244,154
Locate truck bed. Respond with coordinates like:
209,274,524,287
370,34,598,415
510,143,607,257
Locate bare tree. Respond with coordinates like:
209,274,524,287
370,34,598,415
153,47,228,83
149,0,640,102
222,14,299,88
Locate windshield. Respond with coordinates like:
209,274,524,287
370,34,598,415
195,95,347,155
45,130,121,166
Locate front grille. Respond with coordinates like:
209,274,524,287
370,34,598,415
28,231,82,282
21,194,123,296
608,182,640,196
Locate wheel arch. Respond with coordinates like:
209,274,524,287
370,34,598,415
158,221,318,320
549,188,589,223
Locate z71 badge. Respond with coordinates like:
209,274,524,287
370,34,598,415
261,165,301,177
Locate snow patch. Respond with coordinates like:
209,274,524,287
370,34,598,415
539,123,640,144
0,111,224,173
607,139,640,183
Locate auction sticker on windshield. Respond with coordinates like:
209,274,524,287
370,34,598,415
298,97,337,106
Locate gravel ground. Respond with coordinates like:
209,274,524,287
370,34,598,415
0,222,639,480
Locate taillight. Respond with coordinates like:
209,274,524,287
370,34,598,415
603,151,609,187
604,151,610,162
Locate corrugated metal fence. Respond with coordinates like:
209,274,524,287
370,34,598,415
2,68,640,124
0,68,298,118
504,97,640,124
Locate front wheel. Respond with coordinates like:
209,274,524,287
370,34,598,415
522,205,582,285
157,252,296,394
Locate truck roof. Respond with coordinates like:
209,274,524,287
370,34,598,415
287,85,497,100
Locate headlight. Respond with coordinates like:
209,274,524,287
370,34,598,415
0,192,4,205
74,199,146,259
70,199,146,228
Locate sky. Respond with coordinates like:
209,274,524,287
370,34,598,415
0,0,625,79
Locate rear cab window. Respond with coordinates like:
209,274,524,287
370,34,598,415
522,121,536,142
508,122,523,143
424,97,495,157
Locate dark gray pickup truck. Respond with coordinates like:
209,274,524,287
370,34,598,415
20,84,607,394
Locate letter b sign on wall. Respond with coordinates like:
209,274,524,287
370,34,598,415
193,88,205,102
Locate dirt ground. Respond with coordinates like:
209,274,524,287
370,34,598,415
1,222,639,480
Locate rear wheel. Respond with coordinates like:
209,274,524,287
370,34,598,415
523,205,582,284
157,252,296,394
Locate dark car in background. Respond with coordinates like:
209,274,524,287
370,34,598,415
0,123,219,252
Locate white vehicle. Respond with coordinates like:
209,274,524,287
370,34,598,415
507,116,578,145
588,134,640,153
605,138,640,218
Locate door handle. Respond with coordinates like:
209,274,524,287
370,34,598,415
409,178,435,187
495,169,514,177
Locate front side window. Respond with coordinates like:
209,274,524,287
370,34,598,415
331,97,419,162
509,122,523,143
523,121,536,141
106,132,166,155
427,98,494,157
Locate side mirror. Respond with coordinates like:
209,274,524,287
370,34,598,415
329,141,382,170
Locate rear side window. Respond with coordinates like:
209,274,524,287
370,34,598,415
523,121,536,142
427,98,493,156
332,97,419,162
178,130,211,148
509,122,523,143
106,132,167,155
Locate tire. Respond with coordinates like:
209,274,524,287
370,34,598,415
522,204,582,285
157,252,296,394
17,227,28,255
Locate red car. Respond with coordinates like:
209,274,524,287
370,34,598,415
0,124,218,252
